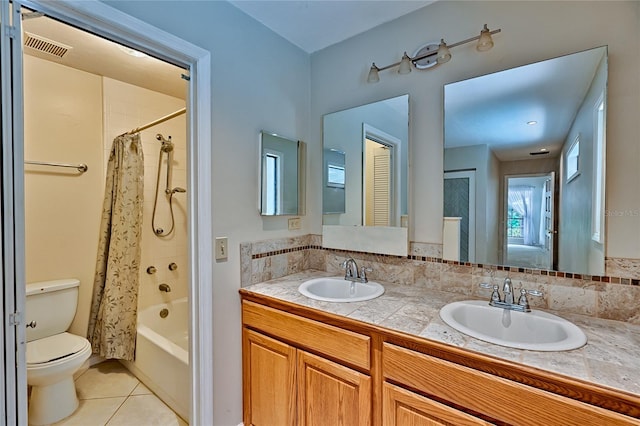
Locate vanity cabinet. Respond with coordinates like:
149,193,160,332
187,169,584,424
297,350,371,426
382,343,638,425
383,382,491,425
242,301,372,426
240,293,640,426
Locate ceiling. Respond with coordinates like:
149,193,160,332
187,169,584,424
21,1,435,99
445,47,606,162
21,12,187,100
227,0,435,53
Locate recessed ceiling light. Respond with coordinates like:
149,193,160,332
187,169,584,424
527,120,538,125
119,46,147,58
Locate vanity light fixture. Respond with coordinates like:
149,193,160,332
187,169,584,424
367,24,501,83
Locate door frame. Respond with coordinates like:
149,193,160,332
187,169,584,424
503,172,554,270
2,1,213,424
362,123,401,226
443,170,476,263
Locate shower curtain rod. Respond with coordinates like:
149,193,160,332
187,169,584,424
123,107,186,136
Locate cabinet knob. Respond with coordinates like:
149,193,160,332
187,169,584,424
147,266,157,274
168,262,178,271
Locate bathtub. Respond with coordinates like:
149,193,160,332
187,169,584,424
122,297,190,422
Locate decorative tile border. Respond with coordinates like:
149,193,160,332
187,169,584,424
240,235,640,323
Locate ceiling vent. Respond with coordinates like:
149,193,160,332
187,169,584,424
24,32,72,58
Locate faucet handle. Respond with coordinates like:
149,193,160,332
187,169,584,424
360,266,372,283
517,288,543,311
479,283,501,303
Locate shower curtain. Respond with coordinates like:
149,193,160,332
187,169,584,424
87,133,144,361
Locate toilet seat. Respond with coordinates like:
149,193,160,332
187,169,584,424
27,332,91,367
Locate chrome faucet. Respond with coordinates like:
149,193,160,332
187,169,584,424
158,283,172,292
340,258,372,283
479,279,542,312
502,277,514,304
341,258,359,280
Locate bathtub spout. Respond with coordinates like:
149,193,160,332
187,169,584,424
159,283,171,292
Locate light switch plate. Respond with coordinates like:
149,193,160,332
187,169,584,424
288,217,301,230
215,237,228,261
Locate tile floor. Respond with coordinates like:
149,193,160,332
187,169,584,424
41,360,187,426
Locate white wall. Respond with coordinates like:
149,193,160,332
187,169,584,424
100,2,311,424
558,55,607,274
102,77,187,309
23,56,104,337
98,1,639,424
310,1,640,261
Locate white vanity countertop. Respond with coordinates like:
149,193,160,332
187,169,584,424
243,270,640,398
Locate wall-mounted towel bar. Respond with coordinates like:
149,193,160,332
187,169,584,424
25,161,88,173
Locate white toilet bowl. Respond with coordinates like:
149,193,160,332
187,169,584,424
26,279,92,425
27,332,92,425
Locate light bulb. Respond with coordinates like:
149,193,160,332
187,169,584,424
398,52,412,74
367,63,380,83
477,24,494,52
437,39,451,64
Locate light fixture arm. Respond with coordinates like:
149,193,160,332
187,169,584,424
367,26,501,82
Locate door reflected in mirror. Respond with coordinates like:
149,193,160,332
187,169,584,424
444,46,607,275
323,95,409,228
260,131,305,216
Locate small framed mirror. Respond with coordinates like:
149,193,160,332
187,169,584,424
259,131,305,216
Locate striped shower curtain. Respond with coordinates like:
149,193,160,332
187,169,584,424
87,133,144,361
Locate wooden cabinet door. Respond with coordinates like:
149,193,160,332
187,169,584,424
243,329,296,426
383,383,491,426
297,350,371,426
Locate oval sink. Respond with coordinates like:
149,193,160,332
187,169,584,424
298,277,384,302
439,300,587,351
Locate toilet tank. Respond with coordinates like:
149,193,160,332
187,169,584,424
25,279,81,342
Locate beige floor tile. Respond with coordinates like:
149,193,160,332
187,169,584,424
106,395,184,426
75,360,139,400
130,382,152,396
52,397,126,426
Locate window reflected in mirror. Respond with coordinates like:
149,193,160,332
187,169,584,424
260,131,305,216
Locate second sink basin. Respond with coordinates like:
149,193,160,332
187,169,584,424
298,277,384,302
439,300,587,351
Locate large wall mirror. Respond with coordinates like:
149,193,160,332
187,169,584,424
259,131,305,216
323,94,409,228
444,46,607,275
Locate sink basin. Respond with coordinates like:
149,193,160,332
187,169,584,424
298,277,384,302
439,300,587,351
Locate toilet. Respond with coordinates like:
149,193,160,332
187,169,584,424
26,279,92,426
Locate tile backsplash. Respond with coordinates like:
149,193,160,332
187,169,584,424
240,235,640,324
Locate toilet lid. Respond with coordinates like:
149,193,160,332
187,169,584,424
27,332,90,365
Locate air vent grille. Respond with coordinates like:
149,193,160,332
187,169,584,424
24,32,72,58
